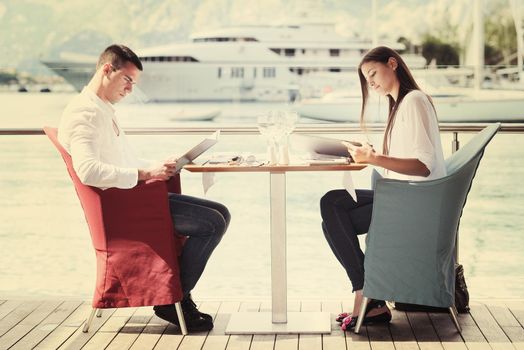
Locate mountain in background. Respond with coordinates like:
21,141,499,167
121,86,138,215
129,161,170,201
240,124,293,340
0,0,483,75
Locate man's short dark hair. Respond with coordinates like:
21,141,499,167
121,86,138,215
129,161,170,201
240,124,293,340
97,44,143,71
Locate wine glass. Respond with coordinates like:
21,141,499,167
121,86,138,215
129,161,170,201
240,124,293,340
257,113,277,164
283,111,298,135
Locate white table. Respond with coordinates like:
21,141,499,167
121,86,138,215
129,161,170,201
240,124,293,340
185,162,366,334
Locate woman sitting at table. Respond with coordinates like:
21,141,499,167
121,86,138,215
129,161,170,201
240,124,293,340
319,46,447,331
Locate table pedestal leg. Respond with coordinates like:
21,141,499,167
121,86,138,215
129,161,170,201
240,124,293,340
270,171,287,323
225,171,330,334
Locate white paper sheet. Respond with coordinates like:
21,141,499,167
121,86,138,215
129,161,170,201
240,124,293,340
342,171,357,202
202,172,216,194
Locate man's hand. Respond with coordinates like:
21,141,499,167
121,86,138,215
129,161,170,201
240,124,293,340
343,141,376,164
138,159,178,181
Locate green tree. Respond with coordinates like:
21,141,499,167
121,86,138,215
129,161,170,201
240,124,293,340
0,72,18,85
421,35,460,66
484,0,517,65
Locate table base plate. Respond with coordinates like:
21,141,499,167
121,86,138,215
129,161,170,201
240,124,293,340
225,312,331,334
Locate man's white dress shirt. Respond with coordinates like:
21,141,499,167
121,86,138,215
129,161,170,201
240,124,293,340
58,87,152,189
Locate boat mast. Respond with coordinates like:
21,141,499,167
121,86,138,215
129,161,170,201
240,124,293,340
473,0,484,90
372,0,378,47
510,0,524,81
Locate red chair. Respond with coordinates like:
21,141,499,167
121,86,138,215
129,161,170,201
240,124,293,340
44,127,187,335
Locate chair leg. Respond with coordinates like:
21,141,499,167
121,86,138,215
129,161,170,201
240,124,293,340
449,306,462,333
354,296,369,334
175,302,187,335
96,309,103,317
83,308,97,333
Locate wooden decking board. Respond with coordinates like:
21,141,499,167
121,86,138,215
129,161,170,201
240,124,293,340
128,314,169,350
178,300,221,350
149,323,184,349
0,300,23,321
81,307,139,349
427,312,464,343
56,307,116,349
0,300,62,349
298,301,322,350
9,300,82,350
34,326,78,350
469,303,512,343
223,301,252,350
486,302,524,344
389,310,419,350
406,312,442,344
106,307,153,350
202,301,235,350
506,301,524,327
453,313,487,343
0,300,42,337
274,301,300,350
367,322,395,350
34,302,93,349
321,300,348,350
249,301,276,350
342,299,372,350
200,300,222,322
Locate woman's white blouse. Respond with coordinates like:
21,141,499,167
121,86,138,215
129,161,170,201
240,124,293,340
385,90,447,181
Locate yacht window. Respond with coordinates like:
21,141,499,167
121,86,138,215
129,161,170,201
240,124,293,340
231,67,244,78
330,49,340,57
270,48,282,55
139,56,199,62
253,68,257,78
193,37,258,42
289,68,303,75
284,49,295,57
263,67,276,78
218,67,222,79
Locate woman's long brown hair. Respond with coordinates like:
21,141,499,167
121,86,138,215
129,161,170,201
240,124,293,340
358,46,432,155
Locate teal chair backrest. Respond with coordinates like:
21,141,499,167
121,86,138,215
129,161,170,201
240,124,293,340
363,123,500,307
446,124,501,175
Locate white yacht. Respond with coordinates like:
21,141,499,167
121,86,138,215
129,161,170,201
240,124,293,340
42,23,424,103
294,72,524,123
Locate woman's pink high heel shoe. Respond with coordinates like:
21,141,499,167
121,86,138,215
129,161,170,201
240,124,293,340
336,312,351,323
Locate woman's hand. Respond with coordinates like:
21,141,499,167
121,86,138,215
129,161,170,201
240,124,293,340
343,141,376,164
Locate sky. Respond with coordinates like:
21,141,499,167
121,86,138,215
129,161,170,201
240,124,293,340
0,0,516,72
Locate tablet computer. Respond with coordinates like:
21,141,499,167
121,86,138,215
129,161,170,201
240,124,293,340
176,130,220,172
290,134,361,158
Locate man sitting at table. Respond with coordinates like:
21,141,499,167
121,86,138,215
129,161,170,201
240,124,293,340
58,44,230,332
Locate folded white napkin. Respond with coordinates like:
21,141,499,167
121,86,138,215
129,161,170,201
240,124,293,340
342,171,357,202
202,172,216,194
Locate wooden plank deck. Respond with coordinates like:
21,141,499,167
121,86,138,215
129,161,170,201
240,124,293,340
0,299,522,350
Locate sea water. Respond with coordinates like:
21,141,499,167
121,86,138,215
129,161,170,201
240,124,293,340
0,93,523,301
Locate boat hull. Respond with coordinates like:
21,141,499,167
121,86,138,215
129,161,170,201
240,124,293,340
295,95,524,123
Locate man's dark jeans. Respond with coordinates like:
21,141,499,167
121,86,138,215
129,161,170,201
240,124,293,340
168,193,230,297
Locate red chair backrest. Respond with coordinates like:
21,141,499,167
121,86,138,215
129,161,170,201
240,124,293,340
44,127,108,249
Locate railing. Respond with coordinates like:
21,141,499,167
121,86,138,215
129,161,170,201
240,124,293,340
2,123,523,153
2,122,524,135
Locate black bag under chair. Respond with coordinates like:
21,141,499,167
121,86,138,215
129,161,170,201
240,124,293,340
394,264,470,313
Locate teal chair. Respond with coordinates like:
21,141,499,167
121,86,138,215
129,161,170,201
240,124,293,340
355,123,501,334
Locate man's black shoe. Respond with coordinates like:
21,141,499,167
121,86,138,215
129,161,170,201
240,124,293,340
182,294,213,322
153,304,213,333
